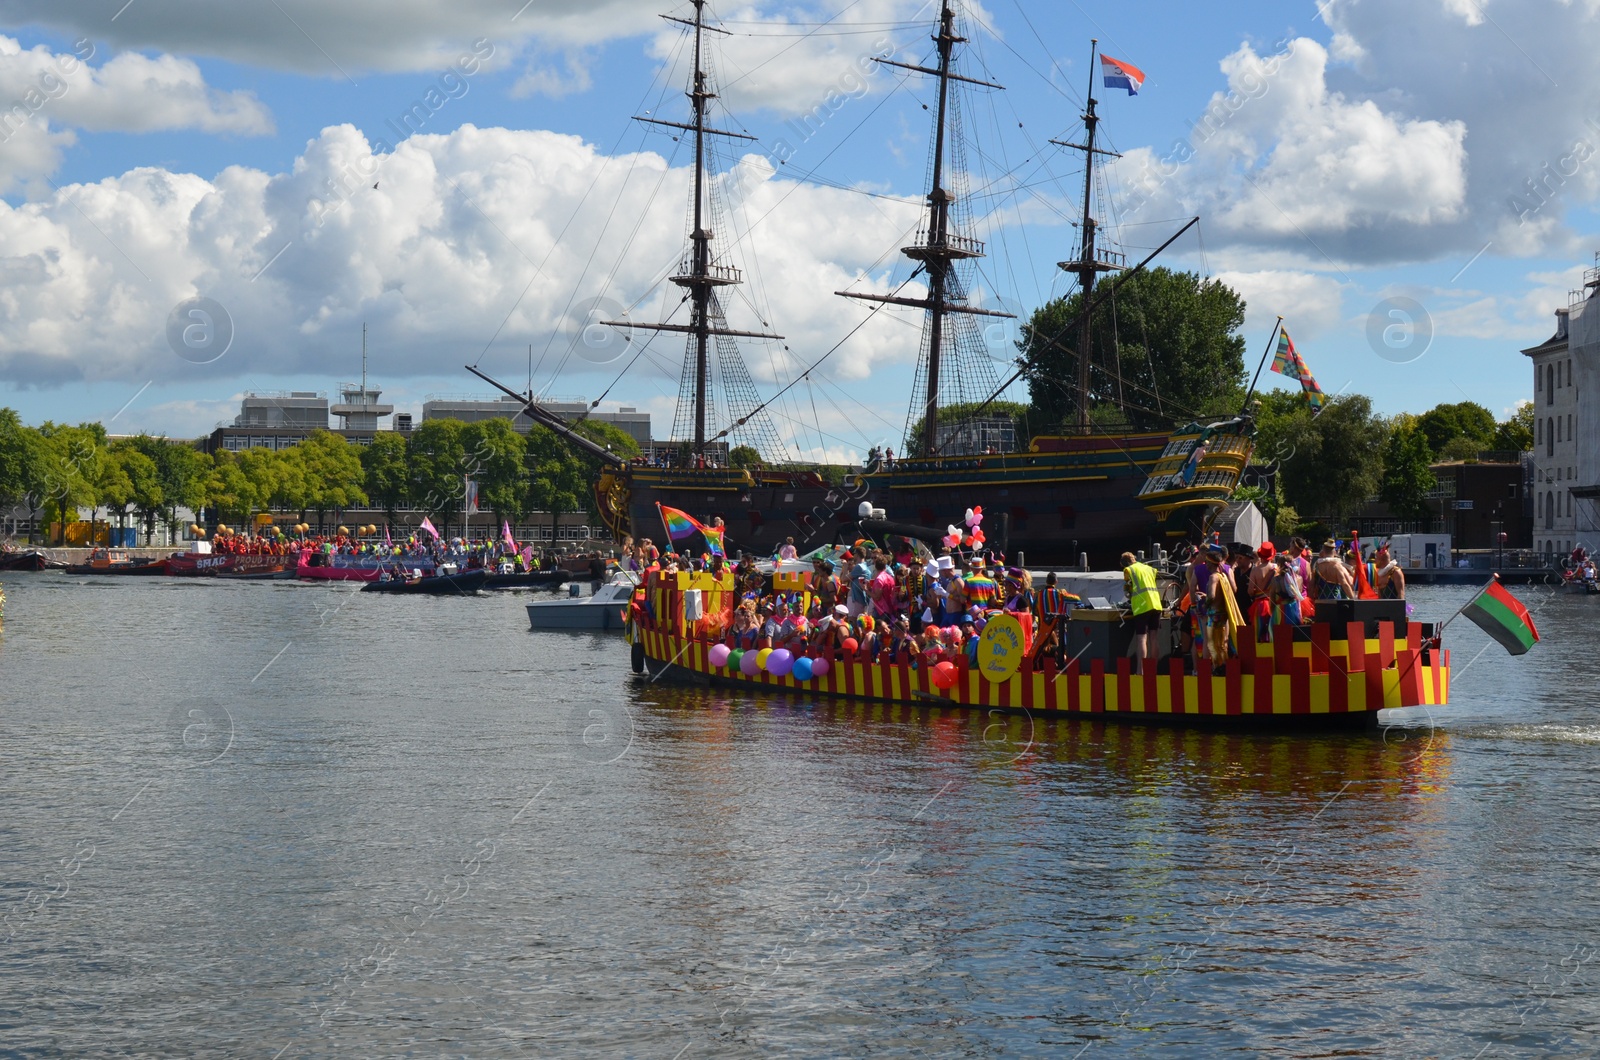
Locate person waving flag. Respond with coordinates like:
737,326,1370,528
1101,54,1145,95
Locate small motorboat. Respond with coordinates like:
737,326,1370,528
481,568,574,590
361,568,489,594
61,549,169,576
525,575,638,631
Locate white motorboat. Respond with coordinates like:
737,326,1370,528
525,574,638,632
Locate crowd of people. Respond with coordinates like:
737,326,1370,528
1169,536,1407,670
635,535,1082,668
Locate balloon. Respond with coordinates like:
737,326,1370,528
792,656,814,681
931,661,958,689
810,657,830,677
740,650,761,676
967,505,983,527
709,644,731,668
755,648,773,671
767,649,793,677
728,649,744,671
841,637,859,655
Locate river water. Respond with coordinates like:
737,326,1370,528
0,575,1596,1058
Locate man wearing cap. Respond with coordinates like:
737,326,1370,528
1120,551,1162,674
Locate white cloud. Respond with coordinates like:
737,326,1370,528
0,36,272,192
0,122,924,428
1213,269,1343,342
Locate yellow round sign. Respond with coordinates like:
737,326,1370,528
976,612,1025,683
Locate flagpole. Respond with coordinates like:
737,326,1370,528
1240,315,1285,415
656,502,675,555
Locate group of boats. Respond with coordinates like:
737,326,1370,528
0,544,588,595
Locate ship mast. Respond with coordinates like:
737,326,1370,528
602,0,781,459
1051,41,1124,433
838,0,1011,458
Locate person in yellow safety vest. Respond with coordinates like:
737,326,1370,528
1121,551,1162,675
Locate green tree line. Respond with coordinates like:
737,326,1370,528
0,409,639,544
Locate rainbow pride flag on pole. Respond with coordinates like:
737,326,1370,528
657,503,725,557
1270,326,1327,410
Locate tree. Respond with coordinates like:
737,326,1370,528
159,444,212,538
526,424,587,543
35,423,103,543
106,442,162,536
207,450,267,525
1380,423,1437,523
0,408,28,516
1416,401,1496,457
1258,393,1387,521
568,419,641,525
298,430,367,527
361,431,411,526
1493,400,1535,452
1019,267,1248,431
462,418,530,529
728,445,762,469
407,418,467,537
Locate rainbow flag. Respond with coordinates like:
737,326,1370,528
657,503,702,543
701,523,726,557
1270,326,1326,410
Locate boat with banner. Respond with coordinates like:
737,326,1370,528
626,568,1450,727
295,550,435,583
165,547,290,577
360,568,487,595
466,0,1251,567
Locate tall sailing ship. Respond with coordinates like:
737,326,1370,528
475,0,1251,566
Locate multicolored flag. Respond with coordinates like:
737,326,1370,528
657,502,724,556
1461,578,1540,655
1101,54,1145,95
1270,326,1327,410
701,524,726,557
419,517,440,540
657,503,702,543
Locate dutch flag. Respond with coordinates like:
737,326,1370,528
1100,54,1144,95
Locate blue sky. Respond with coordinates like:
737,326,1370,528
0,0,1593,456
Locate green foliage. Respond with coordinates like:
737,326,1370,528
1416,401,1496,456
728,445,763,469
1493,400,1535,452
526,423,587,534
406,418,468,535
1380,425,1437,522
298,430,368,517
108,441,164,540
1231,483,1279,526
1020,268,1248,431
462,417,529,525
1439,435,1481,461
0,408,29,509
1255,393,1387,521
361,432,410,525
1274,504,1300,538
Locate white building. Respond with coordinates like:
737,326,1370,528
1521,260,1600,556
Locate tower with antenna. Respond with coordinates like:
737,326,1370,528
332,323,394,431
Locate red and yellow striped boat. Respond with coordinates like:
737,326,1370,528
627,572,1449,727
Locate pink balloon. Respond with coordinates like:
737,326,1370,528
708,643,731,668
811,657,830,677
740,650,761,676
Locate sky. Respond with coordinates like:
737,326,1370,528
0,0,1594,461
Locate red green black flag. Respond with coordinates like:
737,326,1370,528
1461,579,1539,656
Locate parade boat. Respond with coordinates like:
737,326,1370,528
60,549,169,576
467,2,1249,565
481,568,574,590
165,550,290,577
295,550,435,583
626,569,1450,727
360,568,488,595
